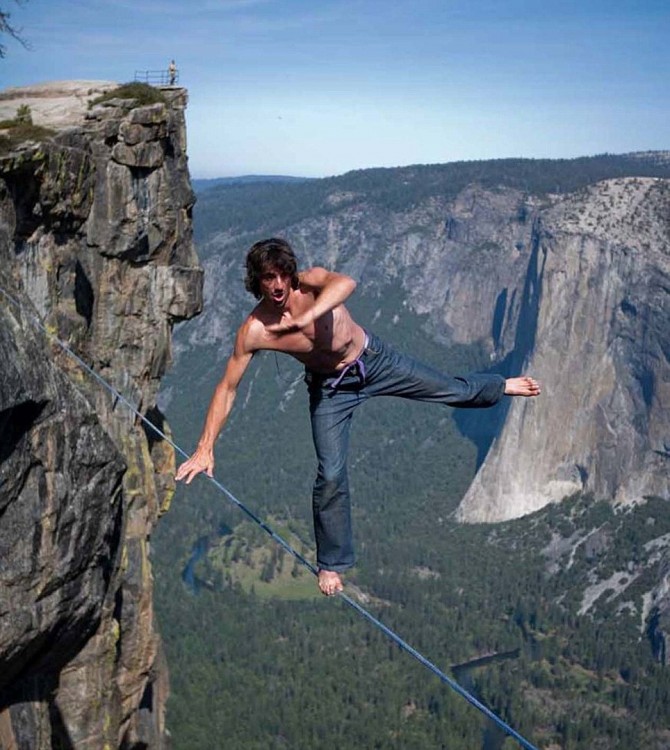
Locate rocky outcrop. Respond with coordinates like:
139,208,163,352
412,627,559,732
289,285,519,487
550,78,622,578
0,81,118,129
647,553,670,666
458,177,670,522
0,83,202,749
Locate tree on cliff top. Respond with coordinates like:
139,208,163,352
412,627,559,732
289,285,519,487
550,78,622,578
1,1,29,58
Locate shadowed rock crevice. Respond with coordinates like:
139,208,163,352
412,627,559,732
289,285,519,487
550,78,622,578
49,701,75,750
455,219,546,466
491,287,507,351
0,401,46,463
73,260,94,326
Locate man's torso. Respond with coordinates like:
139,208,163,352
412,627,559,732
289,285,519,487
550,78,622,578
247,287,366,373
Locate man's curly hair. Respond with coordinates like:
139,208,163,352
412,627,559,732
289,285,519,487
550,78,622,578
245,238,300,299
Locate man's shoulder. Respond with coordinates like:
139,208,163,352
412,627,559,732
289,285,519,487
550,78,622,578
235,307,267,349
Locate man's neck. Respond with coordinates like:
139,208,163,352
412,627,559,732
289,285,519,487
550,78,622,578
258,289,293,318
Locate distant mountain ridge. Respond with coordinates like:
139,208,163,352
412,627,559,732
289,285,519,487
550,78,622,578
192,174,310,192
191,151,670,248
178,154,670,514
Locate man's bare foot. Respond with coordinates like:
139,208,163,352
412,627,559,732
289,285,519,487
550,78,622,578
318,569,344,596
505,376,541,397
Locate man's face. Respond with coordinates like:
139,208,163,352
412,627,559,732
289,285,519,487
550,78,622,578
260,266,292,308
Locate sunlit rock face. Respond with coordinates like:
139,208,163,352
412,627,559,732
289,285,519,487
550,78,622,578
0,82,202,749
0,80,118,128
458,177,670,523
452,176,670,673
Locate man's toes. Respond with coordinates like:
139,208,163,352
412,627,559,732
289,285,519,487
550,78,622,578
318,571,343,596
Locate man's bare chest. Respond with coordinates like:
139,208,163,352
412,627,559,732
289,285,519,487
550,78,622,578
261,314,335,354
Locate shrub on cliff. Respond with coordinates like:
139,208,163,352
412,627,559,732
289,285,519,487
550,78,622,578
15,104,32,124
0,106,54,154
89,82,167,108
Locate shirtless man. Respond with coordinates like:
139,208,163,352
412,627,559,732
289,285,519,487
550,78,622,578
176,238,541,596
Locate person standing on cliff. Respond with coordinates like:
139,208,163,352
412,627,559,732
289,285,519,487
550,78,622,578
176,238,541,596
168,59,177,85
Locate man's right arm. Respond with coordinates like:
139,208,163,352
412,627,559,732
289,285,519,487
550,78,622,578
175,324,255,484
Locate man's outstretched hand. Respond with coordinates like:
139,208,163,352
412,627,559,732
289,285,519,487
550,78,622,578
175,447,215,484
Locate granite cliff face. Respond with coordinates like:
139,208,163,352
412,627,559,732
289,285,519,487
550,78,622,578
458,177,670,522
456,177,670,664
0,83,202,749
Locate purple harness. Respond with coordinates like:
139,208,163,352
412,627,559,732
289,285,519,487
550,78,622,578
327,357,366,390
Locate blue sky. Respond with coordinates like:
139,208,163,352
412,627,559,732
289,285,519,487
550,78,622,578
2,0,669,178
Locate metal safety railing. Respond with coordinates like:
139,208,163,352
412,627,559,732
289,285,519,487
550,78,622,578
134,69,180,87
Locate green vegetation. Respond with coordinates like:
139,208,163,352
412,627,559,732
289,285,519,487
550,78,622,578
155,485,670,749
14,104,32,124
0,105,54,154
88,81,167,108
192,518,319,600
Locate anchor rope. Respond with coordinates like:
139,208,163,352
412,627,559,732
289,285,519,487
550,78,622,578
0,283,540,750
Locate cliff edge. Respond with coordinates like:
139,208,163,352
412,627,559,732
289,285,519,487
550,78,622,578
0,82,203,749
